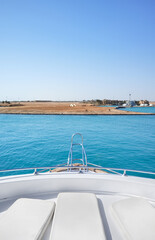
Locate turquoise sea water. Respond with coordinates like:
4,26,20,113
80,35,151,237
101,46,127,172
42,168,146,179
120,107,155,113
0,114,155,177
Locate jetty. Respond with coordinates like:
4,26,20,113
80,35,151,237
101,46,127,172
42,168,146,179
0,101,154,115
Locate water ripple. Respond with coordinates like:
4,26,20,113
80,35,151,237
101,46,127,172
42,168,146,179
0,115,154,173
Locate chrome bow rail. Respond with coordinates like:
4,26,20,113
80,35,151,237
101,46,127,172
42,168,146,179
0,163,155,179
67,133,87,168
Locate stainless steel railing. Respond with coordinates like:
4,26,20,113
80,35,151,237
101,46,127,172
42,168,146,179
0,163,154,178
67,133,87,168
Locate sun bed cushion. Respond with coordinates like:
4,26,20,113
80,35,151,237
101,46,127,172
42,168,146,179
0,198,55,240
50,192,106,240
112,197,155,240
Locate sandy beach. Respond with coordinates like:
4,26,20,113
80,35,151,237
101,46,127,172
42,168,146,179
0,101,154,115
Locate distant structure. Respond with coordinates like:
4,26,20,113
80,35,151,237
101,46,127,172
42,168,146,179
123,101,136,107
84,98,150,107
123,94,136,107
139,100,149,107
70,104,76,107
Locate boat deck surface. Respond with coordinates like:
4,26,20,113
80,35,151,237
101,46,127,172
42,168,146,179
0,191,155,240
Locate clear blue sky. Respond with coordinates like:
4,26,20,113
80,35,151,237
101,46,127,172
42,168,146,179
0,0,155,101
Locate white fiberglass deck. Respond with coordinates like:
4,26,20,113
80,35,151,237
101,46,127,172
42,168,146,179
0,171,155,240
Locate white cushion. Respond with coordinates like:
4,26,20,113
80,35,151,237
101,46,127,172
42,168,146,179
0,198,55,240
112,197,155,240
50,192,106,240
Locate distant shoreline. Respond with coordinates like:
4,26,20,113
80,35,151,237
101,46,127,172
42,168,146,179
0,113,154,116
0,101,154,115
